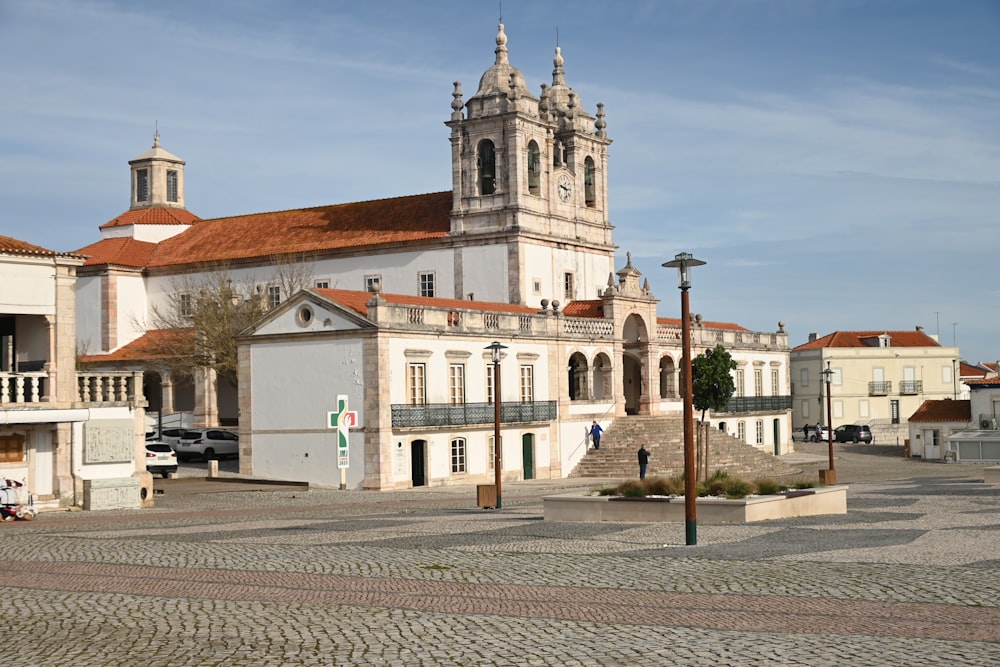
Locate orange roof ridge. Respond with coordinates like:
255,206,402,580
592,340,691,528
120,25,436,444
313,287,540,317
194,191,453,224
100,206,201,229
74,237,158,268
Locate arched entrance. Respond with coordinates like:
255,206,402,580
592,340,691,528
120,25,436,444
658,355,676,398
621,314,649,415
592,353,612,400
622,354,642,415
568,352,589,400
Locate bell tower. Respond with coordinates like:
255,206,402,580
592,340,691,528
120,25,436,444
128,131,187,211
445,24,615,306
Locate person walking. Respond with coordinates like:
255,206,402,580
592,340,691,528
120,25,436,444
590,421,604,451
637,445,650,480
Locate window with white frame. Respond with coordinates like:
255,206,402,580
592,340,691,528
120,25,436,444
267,285,281,309
419,271,435,297
520,365,534,402
800,400,809,418
449,364,465,405
166,170,178,202
859,399,870,418
737,421,746,442
771,368,780,396
833,400,844,419
450,437,467,473
178,292,193,319
314,279,330,289
563,272,575,301
487,435,496,471
755,419,764,444
754,369,763,397
800,368,809,387
408,363,426,406
365,275,382,292
942,364,953,384
735,369,745,397
485,364,496,404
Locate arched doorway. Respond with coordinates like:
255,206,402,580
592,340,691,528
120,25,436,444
621,314,649,415
592,353,612,401
568,352,589,400
411,440,427,487
658,356,676,398
622,354,642,415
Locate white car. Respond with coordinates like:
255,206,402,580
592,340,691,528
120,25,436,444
176,429,239,461
145,442,178,478
811,426,833,442
147,428,188,447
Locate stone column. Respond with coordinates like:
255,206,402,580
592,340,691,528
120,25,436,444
193,367,218,427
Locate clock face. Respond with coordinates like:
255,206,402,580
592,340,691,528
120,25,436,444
557,174,572,202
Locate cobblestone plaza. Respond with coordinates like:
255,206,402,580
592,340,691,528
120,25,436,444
4,443,998,666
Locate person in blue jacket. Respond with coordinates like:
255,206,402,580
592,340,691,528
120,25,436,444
590,421,604,450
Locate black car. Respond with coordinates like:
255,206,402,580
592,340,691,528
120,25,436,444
834,424,873,444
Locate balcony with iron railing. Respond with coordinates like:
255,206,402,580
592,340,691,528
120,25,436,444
719,395,793,414
899,380,923,395
869,381,892,396
391,401,558,428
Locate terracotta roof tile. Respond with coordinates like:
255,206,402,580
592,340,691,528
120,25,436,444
0,234,56,255
966,377,1000,387
562,300,603,318
146,192,452,269
657,317,749,331
313,288,539,318
959,361,987,378
909,399,971,423
794,330,942,351
99,206,201,229
74,237,158,268
79,328,193,364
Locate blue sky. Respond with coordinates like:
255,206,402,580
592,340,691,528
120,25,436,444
1,0,998,363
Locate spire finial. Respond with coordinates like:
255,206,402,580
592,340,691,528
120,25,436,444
552,46,565,86
495,22,509,65
153,121,160,148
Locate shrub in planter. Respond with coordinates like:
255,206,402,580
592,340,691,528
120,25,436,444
790,479,818,490
753,478,784,496
642,476,675,497
594,486,616,496
722,478,753,499
616,480,647,498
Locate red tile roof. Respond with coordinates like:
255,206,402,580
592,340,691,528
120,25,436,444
313,288,539,318
74,237,158,268
560,300,749,330
99,206,201,229
966,377,1000,387
794,330,942,351
79,328,193,364
959,361,987,379
909,399,971,423
0,235,56,256
146,192,453,269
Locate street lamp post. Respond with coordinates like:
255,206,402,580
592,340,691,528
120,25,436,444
820,361,836,484
662,252,706,546
485,341,507,509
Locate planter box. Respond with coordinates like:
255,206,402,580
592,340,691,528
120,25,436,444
543,485,848,523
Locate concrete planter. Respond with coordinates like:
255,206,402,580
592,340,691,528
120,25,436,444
543,485,848,523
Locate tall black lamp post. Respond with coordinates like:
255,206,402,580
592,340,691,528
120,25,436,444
820,361,836,484
485,341,507,509
662,252,706,546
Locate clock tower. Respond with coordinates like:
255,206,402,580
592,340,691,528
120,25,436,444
445,23,615,307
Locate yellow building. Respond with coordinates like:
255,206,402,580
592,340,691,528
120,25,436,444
791,328,959,445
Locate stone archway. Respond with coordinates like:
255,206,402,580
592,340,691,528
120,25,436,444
621,314,650,415
592,353,612,401
659,355,677,398
622,353,642,415
568,352,589,400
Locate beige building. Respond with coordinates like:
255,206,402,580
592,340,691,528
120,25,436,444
791,328,959,445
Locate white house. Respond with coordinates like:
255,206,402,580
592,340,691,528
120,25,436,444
0,235,150,511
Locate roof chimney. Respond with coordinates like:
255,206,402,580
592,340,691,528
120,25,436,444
808,333,817,342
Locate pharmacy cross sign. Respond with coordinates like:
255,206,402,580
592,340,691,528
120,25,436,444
327,394,357,470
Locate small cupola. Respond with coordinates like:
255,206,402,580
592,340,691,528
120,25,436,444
128,131,186,210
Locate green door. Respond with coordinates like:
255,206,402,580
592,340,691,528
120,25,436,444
522,434,535,480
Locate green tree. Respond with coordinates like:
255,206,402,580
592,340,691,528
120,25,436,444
692,344,736,422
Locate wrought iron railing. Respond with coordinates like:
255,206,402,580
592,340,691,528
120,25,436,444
719,395,792,414
869,381,892,396
899,380,923,394
391,401,558,428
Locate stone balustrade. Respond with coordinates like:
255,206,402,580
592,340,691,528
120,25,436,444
0,371,143,406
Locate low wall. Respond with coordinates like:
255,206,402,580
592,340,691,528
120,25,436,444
984,467,1000,484
543,485,848,523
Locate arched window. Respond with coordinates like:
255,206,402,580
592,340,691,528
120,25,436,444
527,141,540,195
584,156,596,207
477,140,496,195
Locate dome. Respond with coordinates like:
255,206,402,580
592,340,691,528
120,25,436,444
470,24,532,101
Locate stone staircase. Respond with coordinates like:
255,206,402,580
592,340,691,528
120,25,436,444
569,415,801,480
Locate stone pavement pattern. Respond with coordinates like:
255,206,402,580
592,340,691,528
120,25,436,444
2,442,998,666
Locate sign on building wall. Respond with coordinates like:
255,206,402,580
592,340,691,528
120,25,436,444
83,420,135,463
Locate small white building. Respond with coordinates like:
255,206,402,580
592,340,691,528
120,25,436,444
0,235,150,511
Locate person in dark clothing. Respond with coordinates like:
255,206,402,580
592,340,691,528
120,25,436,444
590,421,604,450
637,445,650,480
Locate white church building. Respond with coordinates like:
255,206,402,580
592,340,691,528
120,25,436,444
75,24,793,490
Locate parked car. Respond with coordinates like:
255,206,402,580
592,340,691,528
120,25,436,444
147,428,188,447
810,426,832,442
176,429,239,461
835,424,874,444
145,442,178,478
